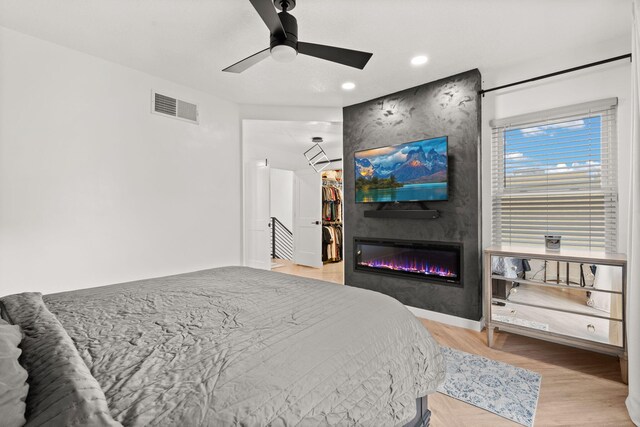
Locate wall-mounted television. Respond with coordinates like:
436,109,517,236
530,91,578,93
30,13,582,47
355,136,448,203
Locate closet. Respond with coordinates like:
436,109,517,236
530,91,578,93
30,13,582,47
322,170,343,263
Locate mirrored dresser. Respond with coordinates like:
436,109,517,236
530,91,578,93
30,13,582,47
484,245,627,383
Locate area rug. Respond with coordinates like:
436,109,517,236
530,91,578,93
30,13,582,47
437,347,541,427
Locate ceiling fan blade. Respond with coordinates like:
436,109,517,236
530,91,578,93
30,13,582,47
222,48,271,73
249,0,286,38
298,42,372,69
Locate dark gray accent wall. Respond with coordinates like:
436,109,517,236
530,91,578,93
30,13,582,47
343,69,482,321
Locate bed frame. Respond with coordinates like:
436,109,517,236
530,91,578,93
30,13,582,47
404,396,431,427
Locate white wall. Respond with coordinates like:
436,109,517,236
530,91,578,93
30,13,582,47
270,169,293,231
244,139,343,172
239,105,342,123
0,27,242,296
244,139,311,171
481,37,632,253
241,117,343,172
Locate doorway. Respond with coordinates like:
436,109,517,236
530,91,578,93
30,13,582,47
242,119,344,284
269,167,344,283
269,168,294,269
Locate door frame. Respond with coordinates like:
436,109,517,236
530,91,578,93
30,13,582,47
242,158,271,269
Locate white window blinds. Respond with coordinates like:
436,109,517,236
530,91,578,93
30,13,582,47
491,98,618,251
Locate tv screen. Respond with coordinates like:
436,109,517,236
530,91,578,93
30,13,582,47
355,136,448,203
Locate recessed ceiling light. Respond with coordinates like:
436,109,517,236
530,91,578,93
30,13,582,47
341,82,356,91
411,55,428,66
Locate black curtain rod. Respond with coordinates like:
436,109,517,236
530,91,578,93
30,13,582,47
479,53,632,96
316,158,342,165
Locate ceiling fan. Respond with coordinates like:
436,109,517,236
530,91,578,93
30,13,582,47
222,0,373,73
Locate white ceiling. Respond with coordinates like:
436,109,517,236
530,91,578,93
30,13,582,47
0,0,631,107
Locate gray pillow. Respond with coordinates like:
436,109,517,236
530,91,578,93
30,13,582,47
0,319,28,427
0,293,120,427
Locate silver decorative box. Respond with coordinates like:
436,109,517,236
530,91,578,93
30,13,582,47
545,235,562,250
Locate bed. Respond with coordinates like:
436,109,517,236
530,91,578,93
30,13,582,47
1,266,445,426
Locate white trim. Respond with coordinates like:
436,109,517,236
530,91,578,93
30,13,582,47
490,97,618,128
406,305,484,331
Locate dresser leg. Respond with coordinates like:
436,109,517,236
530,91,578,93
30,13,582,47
487,325,495,348
620,354,628,384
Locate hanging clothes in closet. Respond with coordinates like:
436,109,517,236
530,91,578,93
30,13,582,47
322,224,342,263
322,185,342,222
321,170,343,263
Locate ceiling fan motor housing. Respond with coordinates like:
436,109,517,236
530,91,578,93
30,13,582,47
273,0,296,11
270,12,298,51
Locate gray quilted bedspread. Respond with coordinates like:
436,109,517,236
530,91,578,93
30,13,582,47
1,292,120,426
16,267,445,426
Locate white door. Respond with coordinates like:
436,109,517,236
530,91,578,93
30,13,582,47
293,169,322,268
244,159,271,270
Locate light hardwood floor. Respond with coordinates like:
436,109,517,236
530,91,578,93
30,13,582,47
272,259,632,426
272,259,344,284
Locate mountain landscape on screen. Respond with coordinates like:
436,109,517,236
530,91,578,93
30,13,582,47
355,137,448,203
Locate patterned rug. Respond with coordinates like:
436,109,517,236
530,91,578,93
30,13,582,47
437,347,541,427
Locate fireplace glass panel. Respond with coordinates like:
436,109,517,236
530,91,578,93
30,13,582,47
355,239,461,285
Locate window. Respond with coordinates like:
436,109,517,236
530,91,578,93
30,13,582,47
491,98,618,251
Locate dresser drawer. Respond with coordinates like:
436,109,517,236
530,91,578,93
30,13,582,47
496,282,623,321
491,301,623,347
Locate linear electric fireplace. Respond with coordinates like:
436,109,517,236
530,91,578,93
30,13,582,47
354,238,462,286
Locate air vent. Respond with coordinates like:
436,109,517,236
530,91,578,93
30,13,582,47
154,93,177,116
152,91,198,124
177,100,198,122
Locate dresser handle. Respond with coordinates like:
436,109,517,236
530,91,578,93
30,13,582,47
587,324,596,333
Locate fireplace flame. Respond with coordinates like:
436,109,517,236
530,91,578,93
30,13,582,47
358,257,457,278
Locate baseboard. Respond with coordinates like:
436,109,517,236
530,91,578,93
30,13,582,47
406,305,484,332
